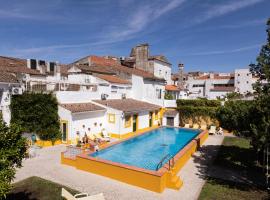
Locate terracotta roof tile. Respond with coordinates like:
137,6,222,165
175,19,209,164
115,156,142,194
0,56,42,75
95,74,131,84
93,98,161,113
165,85,180,91
60,103,106,113
0,72,19,83
88,56,165,81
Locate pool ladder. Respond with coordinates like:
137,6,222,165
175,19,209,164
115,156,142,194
156,154,175,171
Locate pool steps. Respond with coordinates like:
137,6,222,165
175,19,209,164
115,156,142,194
166,169,183,190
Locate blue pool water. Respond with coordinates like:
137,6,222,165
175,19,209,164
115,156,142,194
90,127,200,171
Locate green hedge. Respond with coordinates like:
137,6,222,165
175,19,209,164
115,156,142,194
178,106,218,118
176,99,221,125
177,99,221,107
10,93,61,142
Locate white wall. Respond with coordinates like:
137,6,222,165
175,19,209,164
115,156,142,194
234,69,256,94
138,111,150,130
208,91,230,100
153,60,172,84
72,110,106,137
162,113,179,127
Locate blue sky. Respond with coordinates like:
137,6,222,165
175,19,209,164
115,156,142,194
0,0,269,73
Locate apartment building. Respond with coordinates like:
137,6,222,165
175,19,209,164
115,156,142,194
185,69,258,99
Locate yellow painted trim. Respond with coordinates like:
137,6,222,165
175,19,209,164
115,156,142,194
108,113,115,124
61,130,209,193
35,139,62,147
155,111,158,120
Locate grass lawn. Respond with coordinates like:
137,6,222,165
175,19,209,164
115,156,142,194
6,176,79,200
199,136,269,200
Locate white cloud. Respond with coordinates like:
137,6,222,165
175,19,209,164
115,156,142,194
185,43,262,56
110,0,187,39
195,0,265,24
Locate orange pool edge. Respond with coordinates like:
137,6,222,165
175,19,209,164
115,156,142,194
61,129,209,193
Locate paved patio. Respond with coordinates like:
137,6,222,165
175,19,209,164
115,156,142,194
14,135,224,200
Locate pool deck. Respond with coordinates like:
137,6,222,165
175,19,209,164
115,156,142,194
14,134,224,200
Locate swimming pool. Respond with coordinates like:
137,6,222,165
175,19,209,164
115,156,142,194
91,127,200,171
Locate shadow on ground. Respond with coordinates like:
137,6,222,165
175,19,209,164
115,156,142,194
193,139,265,187
5,190,36,200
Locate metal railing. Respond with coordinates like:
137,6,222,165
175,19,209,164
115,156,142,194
156,154,175,171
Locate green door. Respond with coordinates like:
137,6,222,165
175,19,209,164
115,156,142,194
149,112,153,127
61,122,67,142
133,115,137,132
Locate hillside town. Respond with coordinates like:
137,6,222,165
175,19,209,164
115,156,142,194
0,43,257,129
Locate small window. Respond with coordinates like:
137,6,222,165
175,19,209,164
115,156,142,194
247,73,249,76
238,74,240,76
159,70,161,76
108,114,115,123
246,81,249,84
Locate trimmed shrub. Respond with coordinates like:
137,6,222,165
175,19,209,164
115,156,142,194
10,93,61,142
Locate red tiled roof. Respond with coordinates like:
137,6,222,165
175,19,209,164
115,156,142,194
0,56,42,75
88,56,165,81
95,74,131,85
165,85,180,91
59,64,69,76
94,98,161,113
0,72,19,83
210,87,235,92
60,103,106,113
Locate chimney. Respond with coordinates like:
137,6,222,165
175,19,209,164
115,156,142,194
131,43,149,72
178,63,184,89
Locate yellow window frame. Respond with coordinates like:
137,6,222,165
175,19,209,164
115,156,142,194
108,113,115,123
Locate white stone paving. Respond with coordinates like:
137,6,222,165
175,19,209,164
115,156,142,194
14,135,224,200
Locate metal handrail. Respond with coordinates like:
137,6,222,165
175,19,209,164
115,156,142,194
156,154,175,171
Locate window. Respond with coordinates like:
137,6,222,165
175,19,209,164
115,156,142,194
246,81,249,84
193,84,204,87
111,85,118,93
159,70,161,76
238,74,240,76
247,73,249,76
108,114,115,123
156,89,162,99
125,115,131,128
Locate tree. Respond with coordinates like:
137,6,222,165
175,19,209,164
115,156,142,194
0,116,26,198
249,18,270,187
10,93,61,143
164,92,173,100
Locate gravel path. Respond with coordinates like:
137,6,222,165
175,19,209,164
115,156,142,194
14,135,224,200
